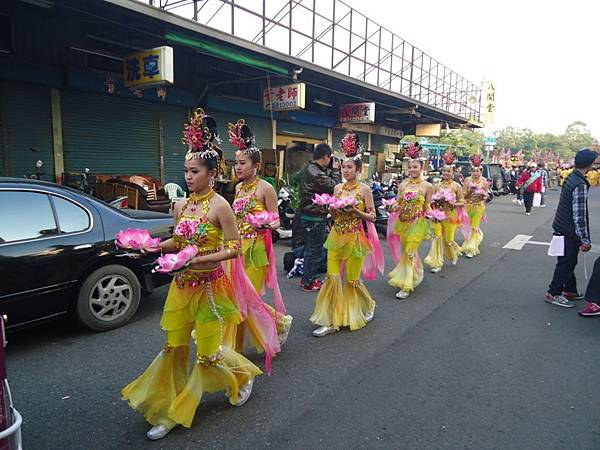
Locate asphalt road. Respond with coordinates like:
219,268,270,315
8,189,600,450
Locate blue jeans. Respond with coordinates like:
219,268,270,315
300,216,328,286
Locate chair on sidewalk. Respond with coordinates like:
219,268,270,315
164,183,187,213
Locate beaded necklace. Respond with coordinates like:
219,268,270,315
238,177,259,198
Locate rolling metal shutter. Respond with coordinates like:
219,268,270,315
277,121,328,140
1,82,54,179
162,105,189,185
61,91,162,177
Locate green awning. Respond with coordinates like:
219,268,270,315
165,31,289,75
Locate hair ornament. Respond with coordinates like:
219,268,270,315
470,153,483,168
228,119,260,157
340,130,363,160
406,142,421,160
443,149,455,166
182,108,220,161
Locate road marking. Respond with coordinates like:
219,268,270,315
503,235,600,254
502,234,532,250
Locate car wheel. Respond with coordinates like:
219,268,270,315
76,265,141,331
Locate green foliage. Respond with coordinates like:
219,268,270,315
495,122,594,159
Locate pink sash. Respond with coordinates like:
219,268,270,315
362,222,385,280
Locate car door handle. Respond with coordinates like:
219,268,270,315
73,244,93,250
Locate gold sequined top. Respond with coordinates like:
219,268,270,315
174,191,223,255
332,183,367,234
233,178,266,239
464,177,488,206
397,181,427,222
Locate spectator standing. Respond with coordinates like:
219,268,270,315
298,144,342,291
538,161,549,207
516,162,542,215
545,148,598,308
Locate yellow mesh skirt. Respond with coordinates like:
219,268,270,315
461,204,485,256
310,275,375,331
425,221,461,268
388,219,427,292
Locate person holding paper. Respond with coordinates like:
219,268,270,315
545,148,598,308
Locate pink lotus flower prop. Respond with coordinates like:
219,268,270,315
404,191,417,201
382,198,398,207
474,188,486,196
312,193,336,206
427,209,447,222
247,211,279,228
330,196,358,210
153,245,198,273
115,228,161,252
432,190,456,204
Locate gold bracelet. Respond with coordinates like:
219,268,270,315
224,239,241,256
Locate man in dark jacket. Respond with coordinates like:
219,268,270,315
299,143,342,291
545,148,598,308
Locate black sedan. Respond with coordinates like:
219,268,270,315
0,178,173,331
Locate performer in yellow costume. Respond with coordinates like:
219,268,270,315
228,119,293,352
388,144,434,299
461,154,489,258
121,110,261,441
310,131,383,337
424,152,466,273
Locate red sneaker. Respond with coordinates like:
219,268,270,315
578,302,600,317
302,279,322,292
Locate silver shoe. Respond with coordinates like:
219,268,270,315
147,424,173,441
451,260,458,266
395,290,410,299
365,310,375,323
430,267,441,274
464,253,473,258
234,378,254,407
312,326,337,337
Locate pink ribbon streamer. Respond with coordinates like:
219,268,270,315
386,211,402,264
263,230,286,314
362,222,385,280
228,256,280,375
458,206,472,241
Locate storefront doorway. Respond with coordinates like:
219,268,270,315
276,135,327,179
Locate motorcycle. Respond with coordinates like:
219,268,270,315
23,160,45,180
275,185,294,242
371,182,389,237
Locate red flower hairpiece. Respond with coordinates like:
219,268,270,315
228,119,260,156
340,131,361,158
182,108,219,160
406,143,420,160
470,153,483,167
443,150,455,166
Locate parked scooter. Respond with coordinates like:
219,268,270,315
371,181,389,237
275,185,294,242
23,160,45,180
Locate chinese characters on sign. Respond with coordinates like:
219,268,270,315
123,46,174,89
338,102,375,124
483,81,496,126
263,83,306,111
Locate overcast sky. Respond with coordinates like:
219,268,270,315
342,0,600,138
171,0,599,138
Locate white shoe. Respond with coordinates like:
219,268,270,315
431,267,441,274
147,424,174,440
451,260,458,266
396,290,410,299
525,212,531,216
234,378,254,407
312,326,337,337
464,253,473,258
365,310,375,323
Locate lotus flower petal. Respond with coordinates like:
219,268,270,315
427,209,447,221
382,198,397,207
312,193,336,205
115,228,161,251
153,245,198,273
247,211,279,228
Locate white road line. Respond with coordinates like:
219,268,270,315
502,234,532,250
503,235,600,254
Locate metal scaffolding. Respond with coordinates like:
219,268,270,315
145,0,481,122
